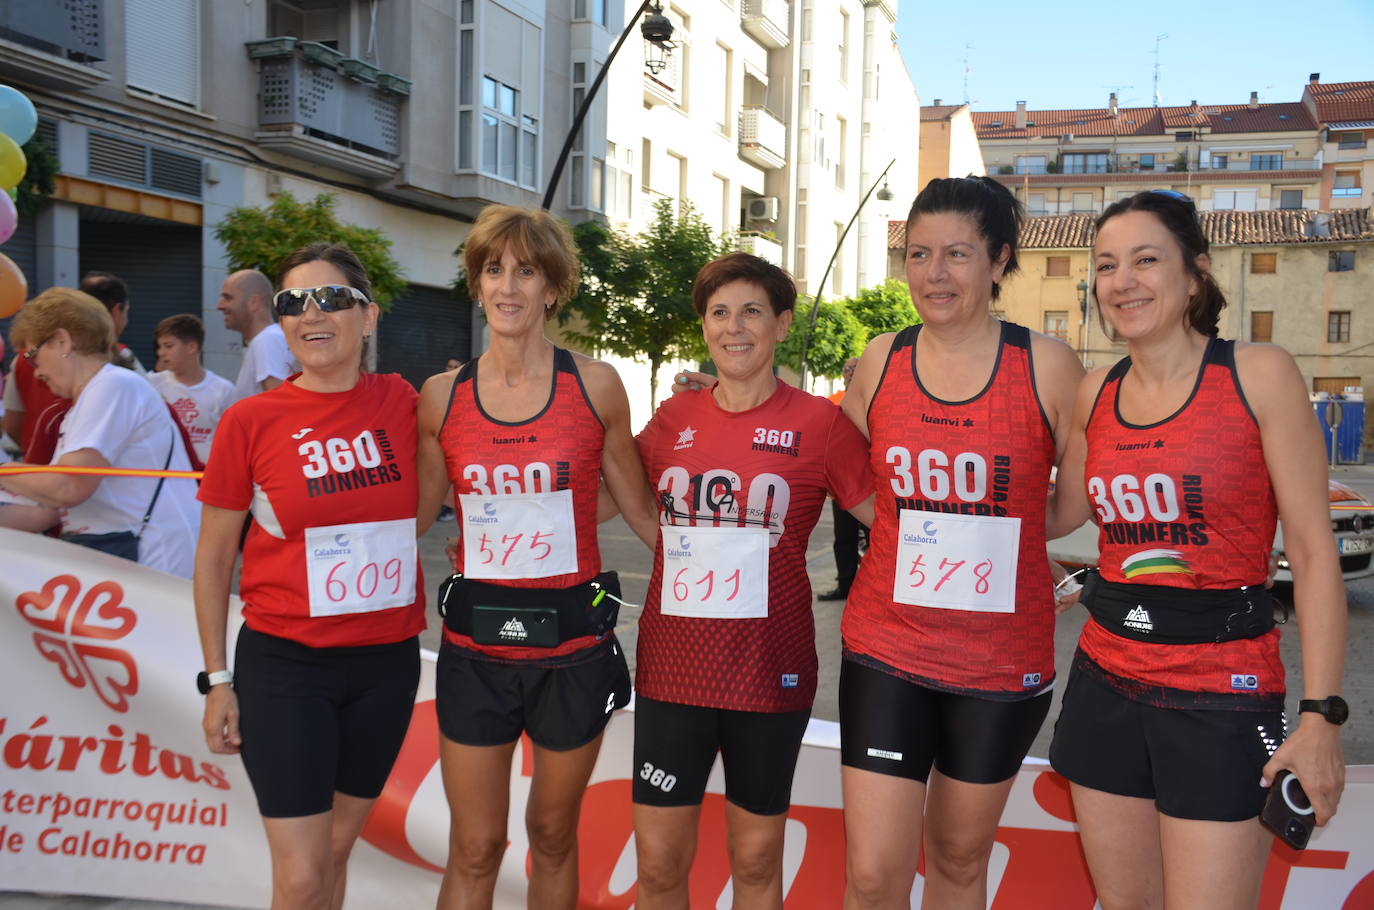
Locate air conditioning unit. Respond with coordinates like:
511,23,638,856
747,196,780,222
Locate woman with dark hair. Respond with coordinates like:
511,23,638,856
631,252,873,908
195,242,424,910
839,176,1085,908
415,204,658,910
1048,190,1346,910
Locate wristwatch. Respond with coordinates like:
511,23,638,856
1298,695,1348,726
196,670,234,695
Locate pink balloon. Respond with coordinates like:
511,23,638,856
0,189,15,245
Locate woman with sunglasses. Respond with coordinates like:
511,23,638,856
1047,190,1346,910
415,205,657,910
195,243,424,910
0,287,200,572
838,177,1085,909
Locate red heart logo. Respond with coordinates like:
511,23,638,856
73,644,140,713
32,632,86,688
71,581,135,640
16,575,81,633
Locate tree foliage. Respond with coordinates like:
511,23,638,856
845,278,919,341
212,192,407,309
561,199,725,406
14,134,57,219
777,297,864,379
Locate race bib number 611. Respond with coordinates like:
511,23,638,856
892,510,1019,612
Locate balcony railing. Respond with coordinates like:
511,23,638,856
0,0,108,90
1001,155,1320,177
1205,157,1319,172
643,42,682,107
740,0,789,49
1332,187,1364,198
250,41,404,178
738,105,786,169
735,230,782,265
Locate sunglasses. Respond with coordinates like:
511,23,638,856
272,285,369,317
1145,189,1197,213
22,337,51,363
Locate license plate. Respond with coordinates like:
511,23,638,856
1339,537,1374,555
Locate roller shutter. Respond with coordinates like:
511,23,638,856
377,283,473,389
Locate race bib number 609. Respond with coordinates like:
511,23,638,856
892,510,1019,612
305,518,417,617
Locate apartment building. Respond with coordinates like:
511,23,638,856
918,101,985,184
1303,77,1374,210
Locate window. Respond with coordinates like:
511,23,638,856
1337,131,1365,150
1043,311,1069,342
1279,189,1304,210
1176,131,1194,141
1213,189,1257,212
832,222,845,294
1250,153,1282,171
838,9,849,83
126,0,201,106
1062,153,1108,175
1211,153,1228,170
1139,153,1155,171
713,43,732,135
836,115,847,189
1250,253,1277,274
1027,192,1047,215
1071,192,1093,213
1330,251,1355,272
1015,155,1046,175
1333,172,1362,198
573,0,607,25
1328,311,1351,343
1251,312,1273,343
1046,256,1070,277
481,77,536,187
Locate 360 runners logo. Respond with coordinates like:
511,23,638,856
15,575,139,713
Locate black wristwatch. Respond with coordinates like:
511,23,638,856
196,670,233,695
1298,695,1348,726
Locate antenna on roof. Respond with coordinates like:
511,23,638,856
1152,35,1167,107
962,43,973,105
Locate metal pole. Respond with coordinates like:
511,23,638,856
541,0,656,211
797,158,896,388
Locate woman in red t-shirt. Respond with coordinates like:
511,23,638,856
195,243,425,909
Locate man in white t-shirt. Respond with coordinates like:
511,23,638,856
217,269,298,402
148,314,235,464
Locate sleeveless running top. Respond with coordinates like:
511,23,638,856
1076,337,1284,708
843,322,1057,698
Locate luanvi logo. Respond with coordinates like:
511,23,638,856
16,575,139,712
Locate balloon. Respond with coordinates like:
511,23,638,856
0,133,24,191
0,85,36,146
0,252,27,318
0,190,14,244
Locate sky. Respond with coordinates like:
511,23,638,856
893,0,1374,114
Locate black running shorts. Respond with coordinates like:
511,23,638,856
234,625,420,818
632,694,811,816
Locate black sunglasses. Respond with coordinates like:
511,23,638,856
272,285,369,317
1145,189,1197,213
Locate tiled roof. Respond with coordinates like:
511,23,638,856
1306,81,1374,124
972,102,1314,139
921,104,966,122
887,210,1374,250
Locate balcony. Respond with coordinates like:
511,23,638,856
740,0,789,49
1204,157,1319,173
250,41,405,179
0,0,108,90
738,105,786,169
1332,187,1363,198
735,230,782,265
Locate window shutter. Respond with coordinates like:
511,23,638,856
126,0,200,105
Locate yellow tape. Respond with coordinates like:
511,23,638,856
0,464,203,480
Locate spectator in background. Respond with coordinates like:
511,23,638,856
445,355,463,372
819,356,867,601
80,271,147,373
149,314,235,465
217,269,299,403
3,316,69,461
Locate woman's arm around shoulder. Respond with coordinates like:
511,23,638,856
841,332,899,442
415,371,458,537
1028,331,1087,465
1046,365,1110,541
1235,342,1347,824
575,355,659,550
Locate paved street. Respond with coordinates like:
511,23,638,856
6,463,1374,908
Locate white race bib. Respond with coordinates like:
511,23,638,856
459,488,578,580
660,525,769,619
305,518,417,617
891,510,1020,613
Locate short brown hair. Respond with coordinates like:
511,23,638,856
79,271,130,310
691,252,797,317
463,205,579,320
155,313,205,349
12,287,116,357
276,243,373,301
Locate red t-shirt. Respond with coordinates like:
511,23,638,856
198,373,426,648
437,348,606,661
1077,338,1284,707
635,382,871,712
12,356,66,458
843,322,1058,698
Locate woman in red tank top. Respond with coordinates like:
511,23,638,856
1049,190,1347,909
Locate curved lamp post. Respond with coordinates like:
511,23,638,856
541,1,675,211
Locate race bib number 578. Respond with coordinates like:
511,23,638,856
892,510,1019,612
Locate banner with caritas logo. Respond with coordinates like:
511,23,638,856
3,528,1374,908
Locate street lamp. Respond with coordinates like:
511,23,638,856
1076,279,1090,363
540,1,675,210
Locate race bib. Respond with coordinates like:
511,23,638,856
305,518,417,617
892,510,1020,612
459,489,578,580
660,525,769,619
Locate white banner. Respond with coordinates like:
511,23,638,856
2,528,1373,908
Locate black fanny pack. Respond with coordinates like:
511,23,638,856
62,530,140,561
438,572,622,648
1082,571,1275,644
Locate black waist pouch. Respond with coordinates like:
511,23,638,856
1083,571,1274,644
63,531,139,562
439,571,622,647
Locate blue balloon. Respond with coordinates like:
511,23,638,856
0,85,36,146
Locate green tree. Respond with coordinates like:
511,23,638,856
777,297,864,378
844,278,918,342
212,192,407,309
561,199,725,407
14,134,57,219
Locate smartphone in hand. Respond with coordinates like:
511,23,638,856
1261,770,1316,849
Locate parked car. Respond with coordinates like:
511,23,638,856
1048,479,1374,584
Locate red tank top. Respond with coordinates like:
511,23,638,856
1077,338,1284,707
437,347,605,659
843,322,1057,698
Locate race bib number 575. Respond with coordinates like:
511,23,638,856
892,510,1019,612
